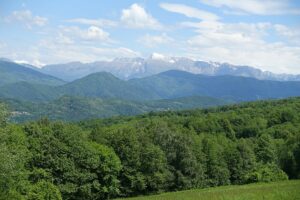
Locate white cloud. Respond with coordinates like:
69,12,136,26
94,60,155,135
199,0,300,15
36,39,141,64
160,3,219,21
183,21,300,74
5,10,48,28
0,20,140,65
138,33,173,47
60,26,111,42
121,3,162,29
64,18,117,27
82,26,110,41
170,3,300,74
0,37,141,66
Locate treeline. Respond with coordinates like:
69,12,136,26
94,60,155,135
1,98,300,199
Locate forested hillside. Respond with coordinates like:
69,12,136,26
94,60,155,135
3,96,229,122
1,97,300,199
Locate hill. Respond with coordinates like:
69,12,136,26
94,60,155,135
60,72,159,100
4,95,230,122
0,61,65,86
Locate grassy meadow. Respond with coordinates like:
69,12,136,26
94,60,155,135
116,180,300,200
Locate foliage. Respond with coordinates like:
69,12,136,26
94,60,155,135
23,120,121,200
1,97,300,199
27,181,62,200
245,163,288,183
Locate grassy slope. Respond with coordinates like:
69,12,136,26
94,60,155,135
116,180,300,200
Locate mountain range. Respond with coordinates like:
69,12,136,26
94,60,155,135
39,55,300,81
1,68,300,103
1,58,300,122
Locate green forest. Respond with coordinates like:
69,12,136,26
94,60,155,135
1,97,300,200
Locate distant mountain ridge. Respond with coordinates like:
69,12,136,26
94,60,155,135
37,55,300,81
1,69,300,102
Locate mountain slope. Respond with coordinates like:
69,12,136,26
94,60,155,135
60,72,159,100
129,70,300,101
1,70,300,102
0,82,59,101
0,61,65,86
54,70,300,101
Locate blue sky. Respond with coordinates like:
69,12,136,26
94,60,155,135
0,0,300,74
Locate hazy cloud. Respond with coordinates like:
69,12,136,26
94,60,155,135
199,0,300,15
5,10,48,28
138,33,173,47
160,3,219,21
65,18,117,27
274,24,300,45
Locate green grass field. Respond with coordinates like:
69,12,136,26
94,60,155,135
116,180,300,200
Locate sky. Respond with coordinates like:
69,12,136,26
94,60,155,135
0,0,300,74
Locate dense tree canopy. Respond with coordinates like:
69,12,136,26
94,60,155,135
1,98,300,199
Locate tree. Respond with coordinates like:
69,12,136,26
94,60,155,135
294,143,300,178
24,121,121,200
150,120,206,190
27,181,62,200
139,144,170,193
202,137,230,186
255,134,276,164
245,163,288,183
0,121,30,199
226,139,257,184
103,127,146,196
